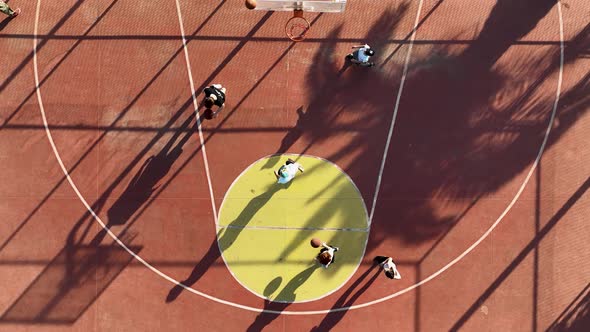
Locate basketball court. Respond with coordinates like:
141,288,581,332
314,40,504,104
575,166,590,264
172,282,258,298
0,0,589,331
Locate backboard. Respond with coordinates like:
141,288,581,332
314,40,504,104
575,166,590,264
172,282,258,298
254,0,347,13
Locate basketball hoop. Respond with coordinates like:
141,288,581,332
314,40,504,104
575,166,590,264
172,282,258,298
285,10,310,42
250,1,347,41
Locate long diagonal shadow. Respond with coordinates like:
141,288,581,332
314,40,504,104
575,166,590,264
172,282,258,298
90,113,202,247
0,112,205,324
450,177,590,331
547,283,590,331
0,236,142,324
1,0,227,133
0,0,231,253
0,0,120,130
23,9,299,259
0,13,16,32
199,13,323,138
0,0,88,94
103,14,326,243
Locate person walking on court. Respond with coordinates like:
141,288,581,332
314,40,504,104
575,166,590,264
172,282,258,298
316,243,339,268
203,83,226,119
346,44,375,67
0,0,20,18
274,158,304,184
374,255,401,279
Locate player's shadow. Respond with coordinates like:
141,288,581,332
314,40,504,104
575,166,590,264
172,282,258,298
166,184,285,302
246,265,320,332
261,106,306,169
89,114,201,246
165,238,218,303
311,263,380,331
217,183,285,251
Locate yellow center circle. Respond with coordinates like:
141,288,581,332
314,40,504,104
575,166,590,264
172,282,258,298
217,155,369,303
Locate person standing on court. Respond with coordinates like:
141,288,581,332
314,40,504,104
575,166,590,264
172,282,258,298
346,44,375,67
316,243,339,268
0,0,20,18
374,255,401,279
203,83,226,119
274,158,304,184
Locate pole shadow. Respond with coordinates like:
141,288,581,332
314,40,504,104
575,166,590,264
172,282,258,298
548,283,590,331
0,111,202,324
449,177,590,331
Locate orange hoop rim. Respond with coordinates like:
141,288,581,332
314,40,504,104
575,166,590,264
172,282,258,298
285,10,310,42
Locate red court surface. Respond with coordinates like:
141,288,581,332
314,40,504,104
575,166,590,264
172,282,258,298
1,0,589,331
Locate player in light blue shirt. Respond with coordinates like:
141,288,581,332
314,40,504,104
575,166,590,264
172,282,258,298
346,44,375,67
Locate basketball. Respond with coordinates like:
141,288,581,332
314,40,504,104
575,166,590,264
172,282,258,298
245,0,257,10
310,238,322,248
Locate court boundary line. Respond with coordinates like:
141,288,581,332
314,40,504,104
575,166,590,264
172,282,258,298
31,0,564,315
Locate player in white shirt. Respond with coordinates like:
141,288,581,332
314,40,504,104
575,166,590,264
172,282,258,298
374,255,401,279
274,158,304,184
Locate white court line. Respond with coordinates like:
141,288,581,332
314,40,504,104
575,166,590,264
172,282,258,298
33,0,564,315
368,0,424,225
174,0,218,223
218,224,369,232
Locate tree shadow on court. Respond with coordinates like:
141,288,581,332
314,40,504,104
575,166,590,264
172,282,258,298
311,263,381,332
166,184,285,302
276,0,590,257
247,265,320,332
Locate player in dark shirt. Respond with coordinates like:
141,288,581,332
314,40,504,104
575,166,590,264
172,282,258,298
203,84,227,118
